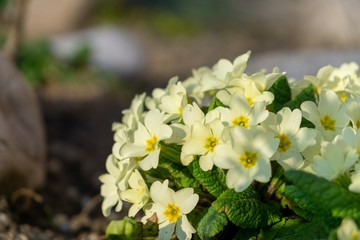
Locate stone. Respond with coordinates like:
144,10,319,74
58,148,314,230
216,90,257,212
0,52,45,194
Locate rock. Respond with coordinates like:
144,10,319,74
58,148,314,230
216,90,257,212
50,26,144,76
23,0,98,39
248,49,360,80
0,52,45,194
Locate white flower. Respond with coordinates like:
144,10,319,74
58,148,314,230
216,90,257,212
330,62,359,81
182,67,208,104
99,155,136,217
181,118,224,171
167,102,205,144
301,90,350,141
213,126,279,192
216,71,277,106
142,180,199,240
120,169,150,217
337,218,360,240
120,109,173,170
333,127,360,156
122,93,146,129
304,65,335,96
112,124,131,160
159,81,188,123
348,75,360,98
349,164,360,193
262,108,317,170
347,98,360,130
145,77,178,110
199,51,251,93
216,92,269,130
311,142,358,181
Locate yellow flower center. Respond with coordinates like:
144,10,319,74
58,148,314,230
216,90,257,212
163,203,181,223
145,135,158,152
246,97,254,106
356,120,360,129
338,91,349,103
277,134,292,152
320,114,336,131
239,151,258,168
178,107,183,115
352,231,359,240
232,115,249,128
204,136,218,152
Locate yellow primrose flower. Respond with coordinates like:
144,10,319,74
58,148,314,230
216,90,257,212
337,218,360,240
213,126,279,192
311,141,357,181
216,92,269,131
99,155,136,217
301,90,350,141
142,180,199,240
120,109,172,170
159,81,188,123
262,107,317,170
120,169,150,217
181,118,224,171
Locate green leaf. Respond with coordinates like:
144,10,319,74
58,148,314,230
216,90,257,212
197,207,228,240
212,188,281,228
207,97,226,112
155,156,200,189
189,160,227,197
106,217,140,240
282,185,316,221
141,221,159,239
260,217,328,240
284,84,315,110
160,142,182,164
268,75,292,112
286,170,360,224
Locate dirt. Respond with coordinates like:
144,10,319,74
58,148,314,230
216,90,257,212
0,80,142,239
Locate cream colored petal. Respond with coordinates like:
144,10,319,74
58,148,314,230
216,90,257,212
301,101,320,126
175,189,198,214
150,180,174,207
199,153,215,171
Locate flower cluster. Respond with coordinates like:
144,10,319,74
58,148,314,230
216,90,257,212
100,51,360,239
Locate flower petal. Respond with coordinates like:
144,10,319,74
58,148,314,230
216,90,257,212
174,188,199,214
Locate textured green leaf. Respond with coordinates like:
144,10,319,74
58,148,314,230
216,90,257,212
286,170,360,223
212,188,281,228
158,157,200,189
260,217,328,240
106,218,139,240
268,75,292,112
197,207,228,240
189,160,227,197
145,154,200,189
284,84,315,110
283,185,316,221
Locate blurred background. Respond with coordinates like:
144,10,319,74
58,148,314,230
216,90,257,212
0,0,360,239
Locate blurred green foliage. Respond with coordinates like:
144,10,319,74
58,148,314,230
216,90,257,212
16,41,53,85
13,40,119,87
0,0,8,10
95,0,229,36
